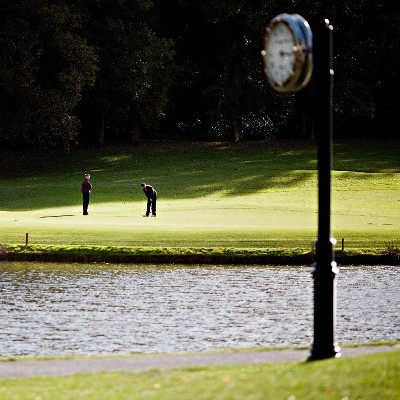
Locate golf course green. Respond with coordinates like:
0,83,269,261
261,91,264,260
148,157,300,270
0,139,398,264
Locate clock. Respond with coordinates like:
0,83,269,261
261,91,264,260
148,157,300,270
261,13,313,92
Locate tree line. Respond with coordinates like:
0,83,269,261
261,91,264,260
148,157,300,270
0,0,398,150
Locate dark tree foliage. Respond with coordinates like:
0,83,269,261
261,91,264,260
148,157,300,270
330,0,400,138
0,0,175,149
0,0,98,150
0,0,398,149
154,0,295,142
155,0,399,140
73,0,176,147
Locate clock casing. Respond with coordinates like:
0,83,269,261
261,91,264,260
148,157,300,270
262,13,313,92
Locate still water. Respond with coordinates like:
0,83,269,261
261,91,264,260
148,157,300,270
0,262,398,357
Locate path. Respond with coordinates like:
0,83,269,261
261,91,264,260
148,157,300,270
1,345,398,379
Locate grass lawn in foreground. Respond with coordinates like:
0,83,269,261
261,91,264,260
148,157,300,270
0,350,399,399
0,140,398,257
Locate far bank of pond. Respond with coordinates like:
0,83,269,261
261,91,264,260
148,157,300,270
0,244,399,265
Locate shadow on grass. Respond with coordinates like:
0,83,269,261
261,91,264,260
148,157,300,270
0,140,398,211
39,215,75,218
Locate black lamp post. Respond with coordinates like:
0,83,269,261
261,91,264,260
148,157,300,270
262,14,340,360
308,18,341,361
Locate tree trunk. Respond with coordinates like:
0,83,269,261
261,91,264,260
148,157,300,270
231,62,243,142
95,106,105,148
231,119,242,142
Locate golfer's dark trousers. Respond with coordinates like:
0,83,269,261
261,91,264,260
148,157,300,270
83,192,90,215
146,196,157,216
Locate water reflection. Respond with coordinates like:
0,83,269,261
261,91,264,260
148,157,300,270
0,262,398,357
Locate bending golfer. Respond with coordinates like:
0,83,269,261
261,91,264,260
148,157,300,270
141,182,157,217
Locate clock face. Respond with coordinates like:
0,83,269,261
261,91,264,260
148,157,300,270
265,22,295,86
262,14,313,92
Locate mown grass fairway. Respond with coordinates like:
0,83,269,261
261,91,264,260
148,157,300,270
0,140,398,257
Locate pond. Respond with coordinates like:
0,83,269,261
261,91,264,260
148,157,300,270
0,262,398,357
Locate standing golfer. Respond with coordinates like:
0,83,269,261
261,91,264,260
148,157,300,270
141,182,157,217
81,173,92,215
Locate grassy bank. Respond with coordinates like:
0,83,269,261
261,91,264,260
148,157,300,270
1,244,398,265
0,139,398,264
1,349,399,399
